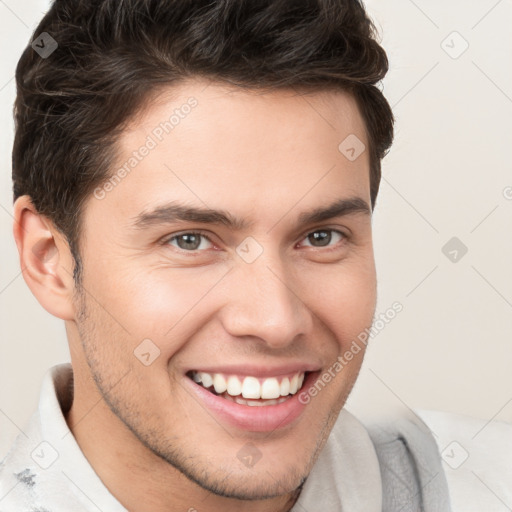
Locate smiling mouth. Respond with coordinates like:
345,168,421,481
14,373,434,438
186,370,308,407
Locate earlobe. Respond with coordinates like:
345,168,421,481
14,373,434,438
13,195,76,321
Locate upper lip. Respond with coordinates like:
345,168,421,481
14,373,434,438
185,363,321,378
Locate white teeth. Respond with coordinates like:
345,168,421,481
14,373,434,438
261,378,280,399
227,375,242,396
245,397,289,406
200,372,213,388
289,374,299,394
280,377,290,397
191,371,306,400
213,374,227,394
247,398,272,407
242,376,261,399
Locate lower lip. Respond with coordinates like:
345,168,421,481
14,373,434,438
184,372,319,432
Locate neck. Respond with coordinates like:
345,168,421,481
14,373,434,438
65,382,300,512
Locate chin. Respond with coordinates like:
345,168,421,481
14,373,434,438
170,457,308,501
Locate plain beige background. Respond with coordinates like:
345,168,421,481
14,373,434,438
1,0,511,461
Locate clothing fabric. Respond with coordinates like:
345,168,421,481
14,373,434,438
364,411,452,512
416,408,512,512
0,364,449,511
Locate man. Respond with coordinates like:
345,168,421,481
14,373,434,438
1,0,452,510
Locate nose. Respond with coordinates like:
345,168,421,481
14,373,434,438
219,255,313,349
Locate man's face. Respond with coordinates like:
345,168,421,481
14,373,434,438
71,80,377,499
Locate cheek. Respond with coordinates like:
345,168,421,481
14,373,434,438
85,258,227,342
298,258,377,348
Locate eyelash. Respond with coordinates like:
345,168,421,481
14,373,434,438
162,228,349,253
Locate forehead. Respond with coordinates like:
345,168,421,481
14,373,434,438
87,79,371,229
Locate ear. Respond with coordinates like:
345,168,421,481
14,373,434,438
13,195,76,321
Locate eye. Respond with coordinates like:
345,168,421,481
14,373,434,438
166,232,214,251
163,229,347,253
298,229,346,248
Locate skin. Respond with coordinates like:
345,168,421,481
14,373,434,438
13,79,377,512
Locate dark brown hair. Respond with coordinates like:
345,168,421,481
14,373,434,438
12,0,394,283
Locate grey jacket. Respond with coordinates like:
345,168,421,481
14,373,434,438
366,412,452,512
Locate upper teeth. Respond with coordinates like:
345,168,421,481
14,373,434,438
191,371,305,400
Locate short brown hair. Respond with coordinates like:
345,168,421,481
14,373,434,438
12,0,394,282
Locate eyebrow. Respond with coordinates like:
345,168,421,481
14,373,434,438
132,197,371,231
